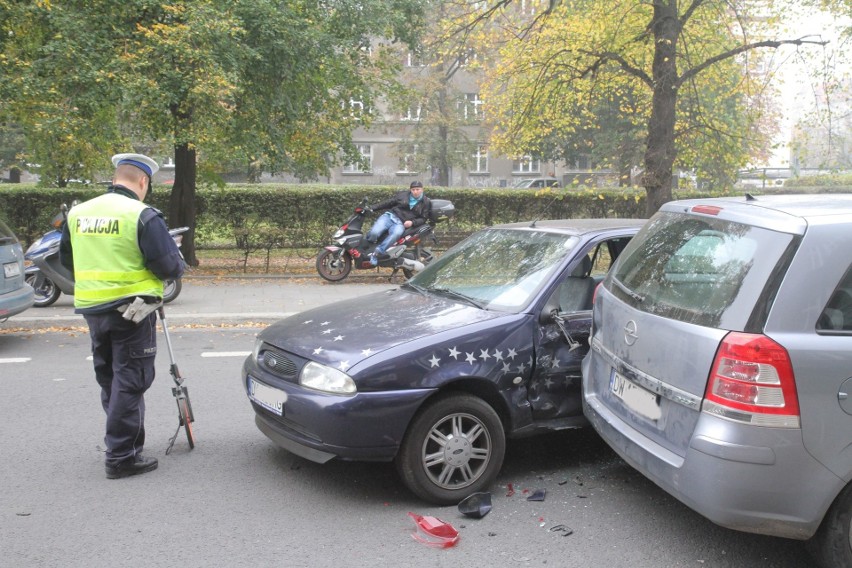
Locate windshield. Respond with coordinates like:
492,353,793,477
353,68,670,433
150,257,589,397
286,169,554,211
410,228,579,313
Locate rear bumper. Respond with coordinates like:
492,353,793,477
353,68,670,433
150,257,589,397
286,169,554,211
583,391,843,540
0,283,34,318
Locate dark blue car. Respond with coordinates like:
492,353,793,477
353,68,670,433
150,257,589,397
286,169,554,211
242,219,642,504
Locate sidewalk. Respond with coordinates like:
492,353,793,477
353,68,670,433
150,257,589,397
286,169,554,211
5,276,398,331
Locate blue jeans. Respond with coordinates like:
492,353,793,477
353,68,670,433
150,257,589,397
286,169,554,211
367,211,404,254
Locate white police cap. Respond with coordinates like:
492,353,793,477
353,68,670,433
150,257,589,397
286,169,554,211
111,153,159,177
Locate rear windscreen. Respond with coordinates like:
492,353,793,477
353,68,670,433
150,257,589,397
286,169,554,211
606,212,796,329
0,219,18,244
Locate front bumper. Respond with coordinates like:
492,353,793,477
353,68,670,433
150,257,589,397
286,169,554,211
243,360,434,463
582,387,843,540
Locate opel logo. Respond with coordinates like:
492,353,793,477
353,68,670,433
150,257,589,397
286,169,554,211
624,320,638,346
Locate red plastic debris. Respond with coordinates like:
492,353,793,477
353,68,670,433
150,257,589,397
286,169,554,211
506,482,515,497
408,512,460,548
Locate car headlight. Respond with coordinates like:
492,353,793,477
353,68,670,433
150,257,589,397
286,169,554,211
300,361,356,395
252,338,264,363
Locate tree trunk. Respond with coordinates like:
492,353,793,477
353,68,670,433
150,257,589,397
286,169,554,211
642,0,680,217
169,143,198,266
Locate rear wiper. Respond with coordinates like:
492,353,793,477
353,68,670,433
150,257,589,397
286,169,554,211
611,277,645,303
431,287,486,309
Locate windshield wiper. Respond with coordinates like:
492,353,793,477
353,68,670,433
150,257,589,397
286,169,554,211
431,287,486,309
611,277,645,303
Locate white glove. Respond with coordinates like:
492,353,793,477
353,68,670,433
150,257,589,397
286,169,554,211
119,297,163,323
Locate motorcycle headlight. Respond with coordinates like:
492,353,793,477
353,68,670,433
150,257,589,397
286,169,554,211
333,229,344,239
25,239,42,256
300,361,356,395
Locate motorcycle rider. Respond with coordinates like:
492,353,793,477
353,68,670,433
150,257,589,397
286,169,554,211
366,180,431,266
59,153,184,479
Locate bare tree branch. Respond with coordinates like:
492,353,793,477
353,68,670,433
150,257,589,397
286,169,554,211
678,37,829,86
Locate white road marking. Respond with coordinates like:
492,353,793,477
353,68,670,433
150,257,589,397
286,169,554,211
201,352,251,358
0,358,31,363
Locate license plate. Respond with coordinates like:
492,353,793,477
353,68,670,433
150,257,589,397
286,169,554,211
4,262,20,278
610,370,661,421
248,377,287,416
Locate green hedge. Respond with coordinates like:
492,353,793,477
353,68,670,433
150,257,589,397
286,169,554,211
783,173,852,188
0,182,731,248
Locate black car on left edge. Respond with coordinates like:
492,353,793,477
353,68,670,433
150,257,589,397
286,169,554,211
242,218,643,504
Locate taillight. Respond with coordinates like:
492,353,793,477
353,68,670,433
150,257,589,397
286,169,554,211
702,332,800,428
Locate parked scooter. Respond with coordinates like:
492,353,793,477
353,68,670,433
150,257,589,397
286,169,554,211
316,198,455,282
24,204,188,307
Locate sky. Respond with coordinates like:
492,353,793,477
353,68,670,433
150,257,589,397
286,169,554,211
760,5,851,168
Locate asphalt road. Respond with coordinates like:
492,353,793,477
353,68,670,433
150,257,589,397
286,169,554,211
0,277,816,567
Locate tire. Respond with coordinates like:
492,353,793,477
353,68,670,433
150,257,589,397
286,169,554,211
25,273,62,307
179,395,196,449
162,278,182,303
810,482,852,567
316,249,352,282
395,393,506,505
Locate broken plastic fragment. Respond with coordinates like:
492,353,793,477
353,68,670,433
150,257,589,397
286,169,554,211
527,488,546,502
458,492,492,519
408,512,460,548
506,482,515,497
549,524,574,537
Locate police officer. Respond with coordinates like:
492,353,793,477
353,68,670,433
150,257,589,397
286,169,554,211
60,153,185,479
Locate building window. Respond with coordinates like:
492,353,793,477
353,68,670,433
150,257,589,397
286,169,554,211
397,144,418,173
458,93,483,121
344,98,365,120
459,48,478,67
406,51,425,67
513,155,540,174
401,105,425,121
343,144,372,173
471,145,488,173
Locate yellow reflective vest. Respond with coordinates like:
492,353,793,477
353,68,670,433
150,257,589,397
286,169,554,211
67,192,163,309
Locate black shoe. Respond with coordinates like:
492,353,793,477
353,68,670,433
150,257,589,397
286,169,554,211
105,455,158,479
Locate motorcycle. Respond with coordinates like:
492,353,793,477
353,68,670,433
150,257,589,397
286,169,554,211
316,198,455,282
24,204,189,307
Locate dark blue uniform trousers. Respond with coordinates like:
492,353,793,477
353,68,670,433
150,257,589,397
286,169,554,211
84,311,157,467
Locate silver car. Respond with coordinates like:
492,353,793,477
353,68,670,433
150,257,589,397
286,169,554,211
582,194,852,567
0,217,34,321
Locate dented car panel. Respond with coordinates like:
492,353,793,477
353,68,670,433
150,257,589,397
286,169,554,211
243,218,643,503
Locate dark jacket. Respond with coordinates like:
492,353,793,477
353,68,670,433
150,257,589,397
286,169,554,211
370,190,432,229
